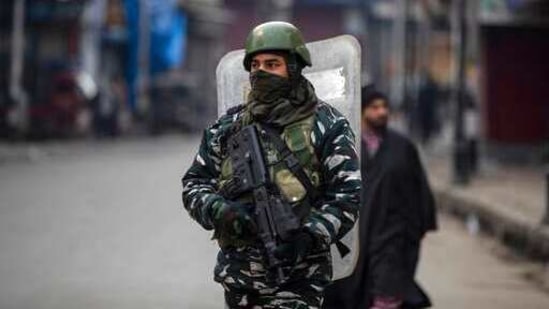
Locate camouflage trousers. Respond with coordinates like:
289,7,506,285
224,283,324,309
216,246,331,309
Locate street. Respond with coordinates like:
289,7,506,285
1,136,549,309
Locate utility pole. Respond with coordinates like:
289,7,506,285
453,0,470,185
9,0,28,135
137,0,150,116
543,171,549,225
403,0,415,127
417,1,431,77
391,0,406,111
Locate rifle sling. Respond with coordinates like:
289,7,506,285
262,125,351,258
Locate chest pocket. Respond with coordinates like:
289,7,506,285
272,116,320,204
218,116,320,206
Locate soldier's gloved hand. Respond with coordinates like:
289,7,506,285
273,230,315,266
211,200,257,240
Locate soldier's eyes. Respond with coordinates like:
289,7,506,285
251,61,281,71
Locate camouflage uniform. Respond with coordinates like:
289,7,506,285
182,100,360,308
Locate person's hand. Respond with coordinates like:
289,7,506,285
211,200,257,240
273,230,315,266
370,296,403,309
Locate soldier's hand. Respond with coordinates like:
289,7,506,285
274,230,315,266
211,200,257,240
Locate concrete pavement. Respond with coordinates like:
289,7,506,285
0,135,223,308
418,215,549,309
424,152,549,262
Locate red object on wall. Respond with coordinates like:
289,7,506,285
481,26,549,144
67,22,79,56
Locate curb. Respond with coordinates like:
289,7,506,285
433,185,549,262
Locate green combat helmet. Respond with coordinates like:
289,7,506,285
243,21,312,71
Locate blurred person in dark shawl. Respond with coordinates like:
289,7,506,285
323,88,437,309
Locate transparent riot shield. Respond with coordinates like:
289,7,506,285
216,35,361,281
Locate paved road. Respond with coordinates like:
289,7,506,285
418,215,549,309
1,136,548,308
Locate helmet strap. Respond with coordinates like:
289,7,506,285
286,52,303,86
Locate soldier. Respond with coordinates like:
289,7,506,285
181,22,361,308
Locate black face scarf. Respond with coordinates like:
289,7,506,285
245,70,317,127
249,70,292,104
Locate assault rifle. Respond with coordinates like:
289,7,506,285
224,124,301,284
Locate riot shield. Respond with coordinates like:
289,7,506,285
216,35,361,281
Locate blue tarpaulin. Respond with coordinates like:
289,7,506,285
123,0,187,111
149,0,187,74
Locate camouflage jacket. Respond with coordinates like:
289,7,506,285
181,101,361,292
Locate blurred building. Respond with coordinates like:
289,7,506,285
2,0,547,154
361,0,549,164
1,0,91,138
477,0,549,162
0,0,235,138
177,0,230,131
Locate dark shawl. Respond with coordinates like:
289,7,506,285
323,129,437,309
